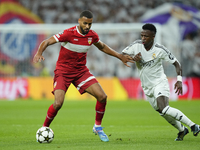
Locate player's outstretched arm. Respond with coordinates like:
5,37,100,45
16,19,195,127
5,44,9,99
173,61,183,95
33,36,57,63
94,41,134,67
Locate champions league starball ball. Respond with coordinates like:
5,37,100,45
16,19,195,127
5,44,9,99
36,127,54,143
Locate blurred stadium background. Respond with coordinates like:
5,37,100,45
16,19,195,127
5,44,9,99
0,0,200,101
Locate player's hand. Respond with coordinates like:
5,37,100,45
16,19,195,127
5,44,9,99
120,54,134,67
174,81,182,95
133,52,142,62
33,53,45,63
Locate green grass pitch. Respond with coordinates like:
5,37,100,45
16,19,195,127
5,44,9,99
0,99,200,150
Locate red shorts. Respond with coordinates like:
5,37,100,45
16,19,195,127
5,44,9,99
52,68,98,95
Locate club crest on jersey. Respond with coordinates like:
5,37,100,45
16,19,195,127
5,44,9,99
152,53,156,59
88,37,92,44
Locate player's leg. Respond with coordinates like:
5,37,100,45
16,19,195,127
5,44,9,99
157,96,199,137
149,94,188,140
146,81,189,141
74,69,107,127
160,112,189,141
146,94,185,133
43,74,69,127
157,96,194,128
160,113,185,132
53,89,66,110
85,83,109,142
74,69,109,141
43,89,65,127
154,79,199,137
85,83,107,126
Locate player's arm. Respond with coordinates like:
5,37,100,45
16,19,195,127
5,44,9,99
33,36,57,63
173,60,183,95
94,41,134,67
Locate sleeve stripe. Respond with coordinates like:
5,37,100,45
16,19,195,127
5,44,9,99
53,35,59,42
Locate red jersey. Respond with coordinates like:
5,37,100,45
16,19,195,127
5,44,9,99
53,26,99,72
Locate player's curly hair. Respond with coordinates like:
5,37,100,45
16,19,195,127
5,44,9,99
80,10,93,19
142,23,157,34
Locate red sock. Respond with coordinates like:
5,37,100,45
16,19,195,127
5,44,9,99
95,101,107,125
43,104,58,127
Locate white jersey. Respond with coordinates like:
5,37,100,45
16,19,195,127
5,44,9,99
122,40,177,95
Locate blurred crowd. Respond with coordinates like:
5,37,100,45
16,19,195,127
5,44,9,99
18,0,200,24
181,30,200,77
0,0,200,78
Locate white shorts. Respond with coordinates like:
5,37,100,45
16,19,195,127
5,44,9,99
145,79,170,110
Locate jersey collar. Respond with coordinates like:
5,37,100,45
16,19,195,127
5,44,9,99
76,26,86,36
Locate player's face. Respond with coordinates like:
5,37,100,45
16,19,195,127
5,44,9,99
141,30,155,50
78,16,93,35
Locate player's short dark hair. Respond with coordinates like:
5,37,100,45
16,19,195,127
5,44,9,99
80,10,93,19
142,23,157,35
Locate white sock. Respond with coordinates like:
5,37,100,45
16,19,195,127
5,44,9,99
160,113,184,132
162,106,195,127
95,124,101,127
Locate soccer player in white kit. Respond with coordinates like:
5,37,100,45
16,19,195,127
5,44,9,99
122,23,200,141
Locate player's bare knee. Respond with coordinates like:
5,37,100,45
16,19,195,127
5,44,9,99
53,101,63,110
98,94,107,103
156,96,169,113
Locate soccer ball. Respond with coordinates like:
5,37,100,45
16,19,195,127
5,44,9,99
36,127,54,143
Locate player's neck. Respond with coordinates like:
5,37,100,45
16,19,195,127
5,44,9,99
77,26,82,34
144,41,154,51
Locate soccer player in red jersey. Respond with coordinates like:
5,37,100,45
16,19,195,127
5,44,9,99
33,10,133,142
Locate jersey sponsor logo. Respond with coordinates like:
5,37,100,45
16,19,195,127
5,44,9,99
88,37,92,44
140,59,154,67
74,39,78,41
